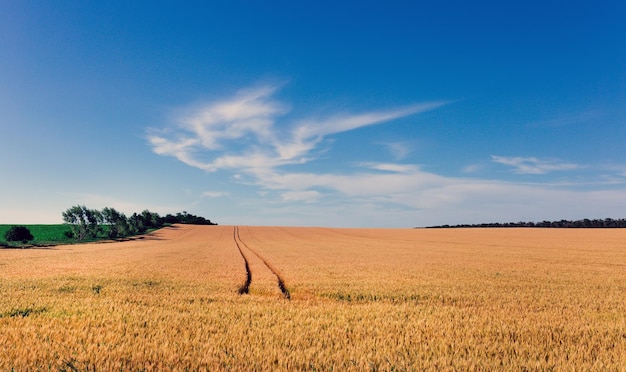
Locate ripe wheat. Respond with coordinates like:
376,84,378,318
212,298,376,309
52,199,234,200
1,225,624,370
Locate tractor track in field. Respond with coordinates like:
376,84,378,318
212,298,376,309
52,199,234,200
233,226,252,295
234,226,290,299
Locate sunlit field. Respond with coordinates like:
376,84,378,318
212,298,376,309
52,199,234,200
1,225,625,370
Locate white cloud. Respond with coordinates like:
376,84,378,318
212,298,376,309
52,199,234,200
214,163,626,227
377,141,413,160
360,162,419,173
280,190,321,202
202,191,229,198
274,104,441,163
148,84,445,174
598,164,626,179
247,163,453,202
222,158,626,226
147,84,626,227
463,163,483,173
181,85,286,150
491,155,581,174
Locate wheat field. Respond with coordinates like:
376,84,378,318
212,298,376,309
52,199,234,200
1,224,625,370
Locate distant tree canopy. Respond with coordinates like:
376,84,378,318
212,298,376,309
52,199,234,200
62,206,216,241
62,205,102,240
162,211,214,225
4,226,34,243
426,218,626,229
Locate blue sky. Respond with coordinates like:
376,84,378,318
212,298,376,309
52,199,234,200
1,1,625,227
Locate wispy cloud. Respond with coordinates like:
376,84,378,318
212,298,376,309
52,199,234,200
377,141,413,160
491,155,581,174
148,84,446,174
359,162,419,173
147,85,626,227
527,110,601,128
280,190,321,202
202,191,229,198
462,163,483,174
212,161,626,227
596,164,626,179
149,86,288,171
275,109,428,162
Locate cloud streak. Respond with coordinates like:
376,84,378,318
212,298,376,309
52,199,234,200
148,85,446,173
202,191,229,198
218,161,626,227
491,155,581,174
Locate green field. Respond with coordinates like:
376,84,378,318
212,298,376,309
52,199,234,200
0,224,160,248
0,224,75,247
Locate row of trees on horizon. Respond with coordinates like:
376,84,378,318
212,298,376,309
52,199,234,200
427,218,626,229
62,205,216,241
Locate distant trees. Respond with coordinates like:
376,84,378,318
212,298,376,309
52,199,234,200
101,207,130,238
4,226,34,243
162,211,214,225
127,210,159,235
426,218,626,229
62,206,216,241
62,205,102,240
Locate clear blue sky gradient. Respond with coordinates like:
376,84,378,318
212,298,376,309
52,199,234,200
2,1,625,227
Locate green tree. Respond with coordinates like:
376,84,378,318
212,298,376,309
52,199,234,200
101,207,130,238
128,212,146,235
62,205,102,240
4,226,34,243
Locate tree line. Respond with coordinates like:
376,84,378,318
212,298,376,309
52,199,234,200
62,205,216,241
426,218,626,229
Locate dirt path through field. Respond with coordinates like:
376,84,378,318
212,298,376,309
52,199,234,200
236,226,290,299
232,226,252,294
233,226,285,298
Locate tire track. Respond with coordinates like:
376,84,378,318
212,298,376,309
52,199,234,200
236,226,291,300
233,226,252,295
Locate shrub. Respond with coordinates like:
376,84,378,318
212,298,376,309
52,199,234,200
4,226,34,243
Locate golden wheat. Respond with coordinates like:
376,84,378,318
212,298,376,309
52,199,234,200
0,225,624,370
